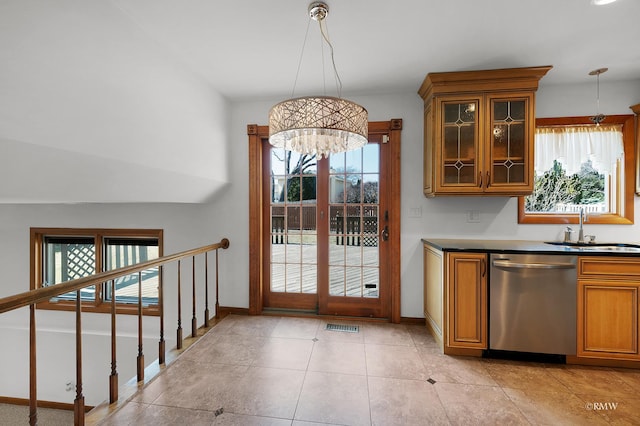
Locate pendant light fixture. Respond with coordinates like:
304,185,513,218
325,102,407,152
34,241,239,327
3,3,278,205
589,67,608,126
268,1,368,158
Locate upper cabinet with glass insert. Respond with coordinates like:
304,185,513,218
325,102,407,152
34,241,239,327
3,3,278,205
419,66,552,197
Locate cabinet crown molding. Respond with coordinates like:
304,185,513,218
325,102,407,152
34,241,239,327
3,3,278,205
418,65,553,100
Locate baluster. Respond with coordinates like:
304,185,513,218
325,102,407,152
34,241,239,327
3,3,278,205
215,249,220,319
137,271,144,383
191,256,197,338
29,304,37,426
177,260,183,350
204,252,209,327
109,279,118,403
74,291,85,426
158,265,165,365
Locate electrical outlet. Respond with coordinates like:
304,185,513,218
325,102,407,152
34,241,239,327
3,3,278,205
466,210,480,223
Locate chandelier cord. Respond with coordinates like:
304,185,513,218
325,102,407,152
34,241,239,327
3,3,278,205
596,73,601,115
319,19,326,96
318,18,343,98
290,17,312,98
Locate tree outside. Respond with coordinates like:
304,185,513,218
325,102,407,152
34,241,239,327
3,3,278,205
525,160,605,212
271,152,317,202
339,180,378,204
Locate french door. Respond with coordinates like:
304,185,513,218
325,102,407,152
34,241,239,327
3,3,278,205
252,121,401,319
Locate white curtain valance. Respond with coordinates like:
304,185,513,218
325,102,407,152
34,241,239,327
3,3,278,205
534,124,624,175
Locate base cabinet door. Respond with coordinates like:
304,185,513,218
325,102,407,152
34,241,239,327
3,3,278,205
578,281,639,359
447,252,487,349
577,257,640,361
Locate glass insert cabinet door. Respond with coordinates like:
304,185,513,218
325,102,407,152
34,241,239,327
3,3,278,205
489,96,529,187
265,137,389,318
439,99,480,187
436,94,532,192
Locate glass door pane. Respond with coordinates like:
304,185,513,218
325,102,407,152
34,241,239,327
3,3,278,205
491,99,527,184
328,144,380,299
270,149,318,294
442,101,478,184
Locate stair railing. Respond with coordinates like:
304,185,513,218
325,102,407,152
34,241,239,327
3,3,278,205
0,238,229,426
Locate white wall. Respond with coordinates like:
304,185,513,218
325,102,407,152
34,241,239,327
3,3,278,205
0,0,231,203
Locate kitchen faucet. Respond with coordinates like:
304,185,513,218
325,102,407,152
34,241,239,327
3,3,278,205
577,208,586,243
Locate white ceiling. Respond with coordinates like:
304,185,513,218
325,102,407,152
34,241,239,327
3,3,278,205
1,0,639,203
110,0,640,98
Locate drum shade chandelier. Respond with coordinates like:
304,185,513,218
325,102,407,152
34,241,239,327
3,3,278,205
268,2,368,158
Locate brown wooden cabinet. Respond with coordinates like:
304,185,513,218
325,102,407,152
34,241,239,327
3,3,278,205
423,244,487,355
423,244,444,346
419,66,551,197
447,252,487,350
577,257,640,362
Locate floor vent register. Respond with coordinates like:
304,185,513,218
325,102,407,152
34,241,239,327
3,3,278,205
325,323,359,333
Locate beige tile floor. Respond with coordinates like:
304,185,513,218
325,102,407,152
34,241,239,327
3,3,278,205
98,315,640,425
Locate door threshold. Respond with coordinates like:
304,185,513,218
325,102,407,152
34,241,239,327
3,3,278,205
261,308,390,322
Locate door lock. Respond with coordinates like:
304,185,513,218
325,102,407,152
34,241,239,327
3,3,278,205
381,226,389,241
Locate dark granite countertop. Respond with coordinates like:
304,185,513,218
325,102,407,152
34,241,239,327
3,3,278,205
422,238,640,256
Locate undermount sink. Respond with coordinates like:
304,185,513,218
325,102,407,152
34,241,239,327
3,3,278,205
578,245,640,252
544,241,640,253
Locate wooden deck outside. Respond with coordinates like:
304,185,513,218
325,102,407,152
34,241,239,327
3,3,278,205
270,239,379,298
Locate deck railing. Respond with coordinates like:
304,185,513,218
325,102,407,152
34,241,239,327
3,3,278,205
0,238,229,426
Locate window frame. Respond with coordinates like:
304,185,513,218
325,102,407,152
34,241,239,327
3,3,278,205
518,114,635,225
30,227,163,315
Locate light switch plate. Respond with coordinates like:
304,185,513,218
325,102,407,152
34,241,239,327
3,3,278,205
466,210,480,223
409,207,422,218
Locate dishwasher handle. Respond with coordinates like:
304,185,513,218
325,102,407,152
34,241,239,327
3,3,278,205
492,259,576,270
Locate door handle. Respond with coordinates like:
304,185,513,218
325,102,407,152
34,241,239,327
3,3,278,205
381,225,389,241
492,260,576,270
486,171,490,188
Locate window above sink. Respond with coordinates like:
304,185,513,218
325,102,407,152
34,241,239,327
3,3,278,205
518,114,636,225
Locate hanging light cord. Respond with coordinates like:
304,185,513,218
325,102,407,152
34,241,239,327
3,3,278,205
290,18,312,97
596,73,601,115
289,11,343,99
318,18,343,98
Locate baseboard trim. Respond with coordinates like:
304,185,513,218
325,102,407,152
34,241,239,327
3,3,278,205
217,306,250,318
567,355,640,369
218,308,426,325
0,396,94,412
400,316,425,325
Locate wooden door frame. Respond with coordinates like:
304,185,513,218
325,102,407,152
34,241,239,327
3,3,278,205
248,119,403,323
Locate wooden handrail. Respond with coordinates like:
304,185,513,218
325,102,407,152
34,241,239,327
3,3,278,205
0,238,229,314
1,237,229,426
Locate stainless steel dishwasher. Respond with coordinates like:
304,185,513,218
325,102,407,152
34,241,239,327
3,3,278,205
489,253,577,355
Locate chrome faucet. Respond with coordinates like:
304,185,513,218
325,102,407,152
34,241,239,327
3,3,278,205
577,208,586,243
